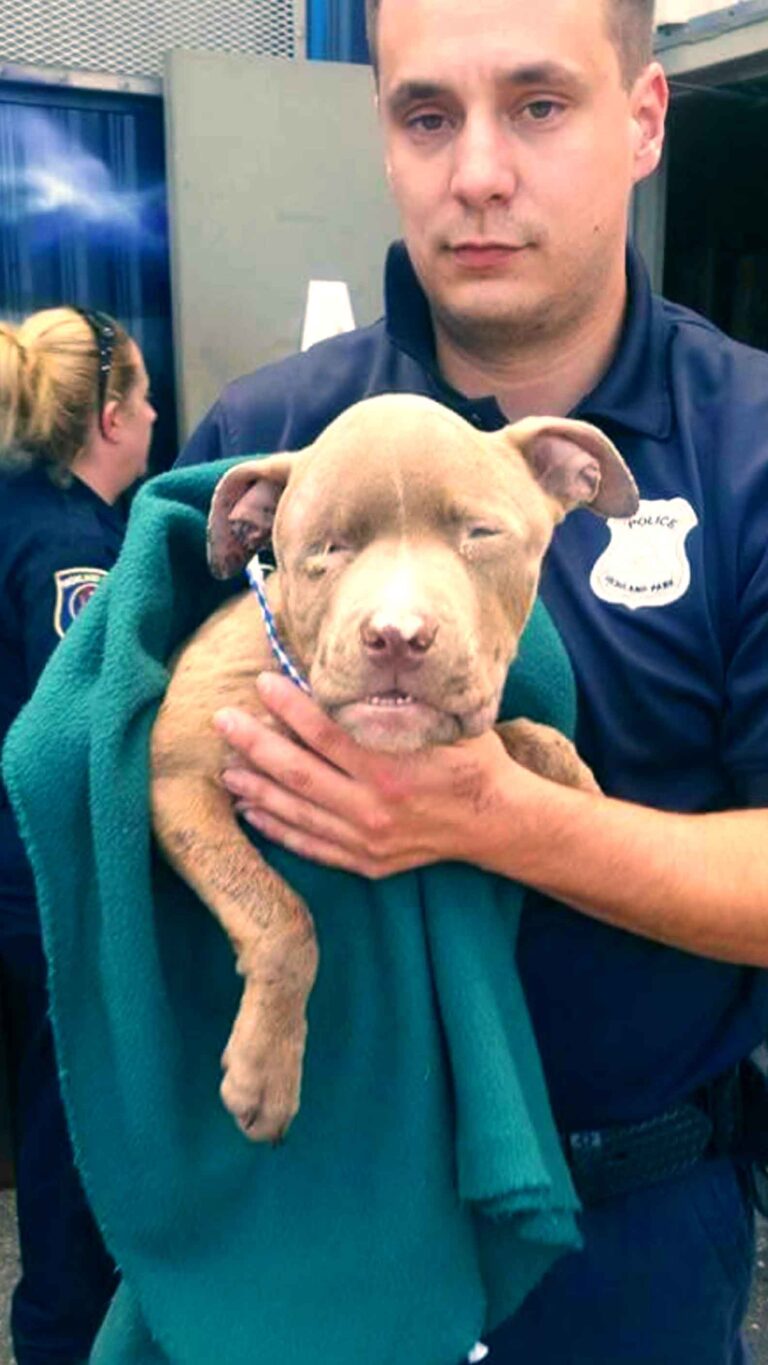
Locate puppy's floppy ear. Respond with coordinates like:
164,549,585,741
500,417,639,519
207,452,298,580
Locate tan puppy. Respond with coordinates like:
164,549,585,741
151,394,638,1142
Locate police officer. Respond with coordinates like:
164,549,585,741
0,306,156,1364
178,0,768,1361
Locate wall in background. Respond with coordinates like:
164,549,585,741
164,50,398,438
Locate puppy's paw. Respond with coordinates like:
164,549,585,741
495,718,599,793
220,1022,306,1143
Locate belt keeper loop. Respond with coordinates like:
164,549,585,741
704,1065,743,1156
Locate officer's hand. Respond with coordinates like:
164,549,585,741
214,673,521,878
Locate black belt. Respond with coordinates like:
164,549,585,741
562,1067,742,1205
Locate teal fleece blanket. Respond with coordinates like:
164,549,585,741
3,459,580,1365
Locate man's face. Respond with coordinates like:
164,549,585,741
377,0,667,351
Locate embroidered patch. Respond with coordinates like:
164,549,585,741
53,567,108,638
590,498,699,611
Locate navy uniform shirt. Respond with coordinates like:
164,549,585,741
0,463,125,920
176,242,768,1131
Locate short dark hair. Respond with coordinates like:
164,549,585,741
365,0,655,88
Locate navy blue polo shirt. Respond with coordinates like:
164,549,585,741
0,463,125,919
177,242,768,1131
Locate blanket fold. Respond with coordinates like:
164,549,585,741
3,459,579,1365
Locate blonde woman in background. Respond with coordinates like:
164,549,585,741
0,307,155,1365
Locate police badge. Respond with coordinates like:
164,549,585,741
590,497,699,611
53,567,108,638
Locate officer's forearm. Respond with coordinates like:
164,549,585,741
483,770,768,966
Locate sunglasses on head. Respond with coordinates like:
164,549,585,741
73,307,118,437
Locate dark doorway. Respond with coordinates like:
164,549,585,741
664,73,768,353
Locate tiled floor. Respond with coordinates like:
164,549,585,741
0,1192,18,1365
748,1216,768,1364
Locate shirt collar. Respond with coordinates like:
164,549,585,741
384,239,673,440
70,472,128,530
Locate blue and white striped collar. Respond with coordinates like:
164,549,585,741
246,554,311,695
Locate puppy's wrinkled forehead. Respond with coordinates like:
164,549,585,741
278,403,519,542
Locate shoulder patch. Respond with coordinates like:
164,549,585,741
53,567,108,638
589,498,699,611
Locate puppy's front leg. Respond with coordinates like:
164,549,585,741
152,771,318,1141
495,718,599,793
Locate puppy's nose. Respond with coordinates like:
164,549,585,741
360,610,438,665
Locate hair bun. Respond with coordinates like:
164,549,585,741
0,324,26,362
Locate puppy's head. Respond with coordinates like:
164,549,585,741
208,396,637,751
